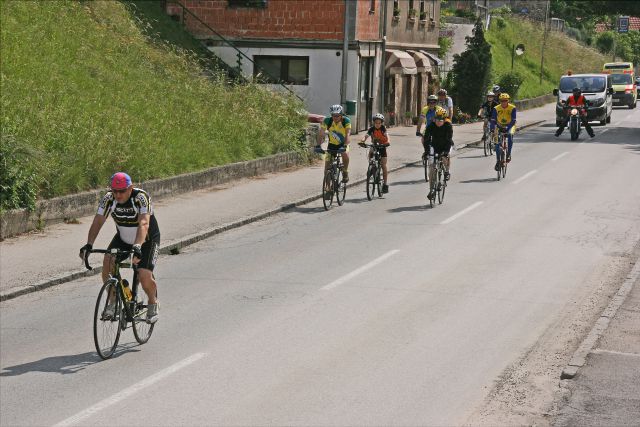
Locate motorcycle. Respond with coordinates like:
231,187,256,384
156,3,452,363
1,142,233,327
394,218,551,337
561,102,588,141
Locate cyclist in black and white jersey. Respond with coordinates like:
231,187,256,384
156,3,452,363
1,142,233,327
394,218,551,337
79,172,160,323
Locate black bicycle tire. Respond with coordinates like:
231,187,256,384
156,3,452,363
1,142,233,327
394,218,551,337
366,164,375,201
132,291,155,344
93,280,122,360
423,154,429,182
322,170,334,210
483,128,489,156
437,165,443,204
375,162,382,197
489,134,494,155
440,165,447,203
502,152,508,178
336,168,346,206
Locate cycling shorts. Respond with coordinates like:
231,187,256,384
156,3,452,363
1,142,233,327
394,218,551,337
370,145,388,158
107,233,160,271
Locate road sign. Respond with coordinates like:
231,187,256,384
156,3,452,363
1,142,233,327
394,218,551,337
618,16,629,33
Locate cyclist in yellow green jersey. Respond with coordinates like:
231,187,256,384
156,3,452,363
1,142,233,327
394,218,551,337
315,104,352,183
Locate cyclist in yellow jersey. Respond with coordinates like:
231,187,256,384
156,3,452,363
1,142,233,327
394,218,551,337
315,104,352,182
490,93,517,171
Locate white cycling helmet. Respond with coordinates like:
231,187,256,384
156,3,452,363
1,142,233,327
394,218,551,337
329,104,343,115
487,91,495,96
372,113,384,121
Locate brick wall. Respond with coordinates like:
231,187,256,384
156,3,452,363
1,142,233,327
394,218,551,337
167,0,345,40
356,0,381,41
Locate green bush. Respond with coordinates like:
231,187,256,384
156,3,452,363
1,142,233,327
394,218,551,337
494,16,506,30
0,131,42,212
497,71,525,100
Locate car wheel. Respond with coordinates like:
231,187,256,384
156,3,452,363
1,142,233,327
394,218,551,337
606,114,611,123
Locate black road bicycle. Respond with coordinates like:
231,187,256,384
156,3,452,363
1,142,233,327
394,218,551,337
84,248,154,359
320,147,347,210
482,119,494,157
495,127,509,181
428,153,448,208
362,142,385,201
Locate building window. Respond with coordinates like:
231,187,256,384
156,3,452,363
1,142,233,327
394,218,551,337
228,0,267,8
419,0,426,19
254,56,309,85
369,0,375,14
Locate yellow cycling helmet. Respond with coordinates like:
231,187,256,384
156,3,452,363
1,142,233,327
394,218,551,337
499,93,510,101
434,106,448,120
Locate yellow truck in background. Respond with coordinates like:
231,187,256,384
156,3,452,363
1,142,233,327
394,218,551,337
603,62,637,109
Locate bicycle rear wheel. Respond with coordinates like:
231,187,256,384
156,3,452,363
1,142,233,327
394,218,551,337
366,164,375,201
132,289,155,344
483,129,490,156
335,169,346,206
439,168,447,204
93,280,122,360
322,170,334,210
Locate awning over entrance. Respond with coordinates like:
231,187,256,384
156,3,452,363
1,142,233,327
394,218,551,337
420,50,443,66
385,50,417,75
406,50,432,73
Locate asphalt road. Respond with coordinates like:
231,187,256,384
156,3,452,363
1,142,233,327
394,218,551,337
1,107,639,426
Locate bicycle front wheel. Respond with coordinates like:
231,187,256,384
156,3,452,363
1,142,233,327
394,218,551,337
93,280,122,360
502,152,508,179
366,164,375,201
483,129,489,156
375,165,382,197
437,168,444,204
132,290,155,344
322,170,334,210
422,153,429,182
335,169,346,206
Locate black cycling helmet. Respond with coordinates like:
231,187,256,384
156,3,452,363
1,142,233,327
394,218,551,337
572,87,582,96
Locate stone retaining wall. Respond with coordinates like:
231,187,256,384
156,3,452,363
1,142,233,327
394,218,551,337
0,125,320,240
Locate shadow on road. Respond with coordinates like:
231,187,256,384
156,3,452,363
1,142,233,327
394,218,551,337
0,344,140,376
459,178,497,184
391,179,425,186
388,205,428,213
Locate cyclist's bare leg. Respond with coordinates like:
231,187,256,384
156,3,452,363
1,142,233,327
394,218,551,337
428,161,437,189
381,156,388,183
444,155,451,173
102,254,116,302
138,268,158,304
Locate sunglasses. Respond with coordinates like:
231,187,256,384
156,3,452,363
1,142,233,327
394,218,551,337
332,114,342,118
428,101,436,104
112,188,128,194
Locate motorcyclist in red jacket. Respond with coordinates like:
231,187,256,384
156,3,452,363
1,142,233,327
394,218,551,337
555,87,595,138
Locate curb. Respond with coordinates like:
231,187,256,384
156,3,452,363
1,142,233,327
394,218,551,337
0,119,546,302
560,257,640,379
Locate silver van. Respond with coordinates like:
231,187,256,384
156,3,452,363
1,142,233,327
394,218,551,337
553,73,613,126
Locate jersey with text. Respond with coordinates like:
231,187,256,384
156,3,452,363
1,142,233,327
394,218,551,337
322,116,351,146
97,188,159,245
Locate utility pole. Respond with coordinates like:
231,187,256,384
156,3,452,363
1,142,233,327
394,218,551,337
340,0,350,107
379,0,388,113
540,0,549,84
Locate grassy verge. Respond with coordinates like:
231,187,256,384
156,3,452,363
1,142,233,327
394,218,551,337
0,0,306,209
486,17,610,99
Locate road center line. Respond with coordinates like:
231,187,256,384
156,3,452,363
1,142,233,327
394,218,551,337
440,201,483,225
321,250,399,291
513,169,538,185
592,348,640,358
54,352,206,427
551,152,569,162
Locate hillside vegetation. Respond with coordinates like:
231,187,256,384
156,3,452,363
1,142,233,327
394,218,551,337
0,0,306,210
485,16,610,99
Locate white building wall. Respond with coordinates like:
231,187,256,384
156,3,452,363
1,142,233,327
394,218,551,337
209,46,360,117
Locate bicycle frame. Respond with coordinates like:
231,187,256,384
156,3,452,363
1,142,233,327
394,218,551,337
85,248,140,323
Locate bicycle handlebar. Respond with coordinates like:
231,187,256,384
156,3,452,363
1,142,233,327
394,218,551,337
83,248,133,271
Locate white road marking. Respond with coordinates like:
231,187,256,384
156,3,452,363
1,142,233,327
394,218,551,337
513,170,538,185
551,152,569,161
440,201,483,225
54,352,206,427
321,250,399,291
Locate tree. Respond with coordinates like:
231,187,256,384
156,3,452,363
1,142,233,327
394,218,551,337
450,20,492,114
